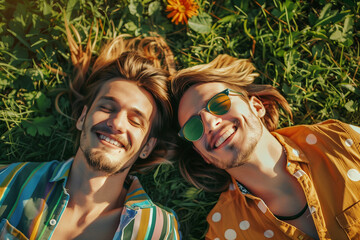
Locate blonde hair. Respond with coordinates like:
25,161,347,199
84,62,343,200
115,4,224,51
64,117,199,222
171,54,292,192
63,22,176,173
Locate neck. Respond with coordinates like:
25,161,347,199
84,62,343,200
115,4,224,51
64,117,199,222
227,129,307,216
227,137,317,240
226,129,288,198
67,150,129,211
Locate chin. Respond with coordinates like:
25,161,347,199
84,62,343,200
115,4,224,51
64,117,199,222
84,149,122,174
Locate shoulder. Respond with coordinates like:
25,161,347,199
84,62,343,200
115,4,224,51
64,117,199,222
0,160,63,185
273,120,360,166
309,119,360,136
275,120,360,144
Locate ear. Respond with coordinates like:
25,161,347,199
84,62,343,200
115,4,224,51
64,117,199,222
193,145,211,164
76,106,88,131
249,96,266,118
139,137,157,159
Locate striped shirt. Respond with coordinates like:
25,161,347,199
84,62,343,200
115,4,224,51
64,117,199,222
206,120,360,240
0,159,180,240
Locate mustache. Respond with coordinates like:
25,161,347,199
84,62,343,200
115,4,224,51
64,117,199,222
91,124,131,150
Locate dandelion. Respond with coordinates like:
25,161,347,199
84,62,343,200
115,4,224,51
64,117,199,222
166,0,199,25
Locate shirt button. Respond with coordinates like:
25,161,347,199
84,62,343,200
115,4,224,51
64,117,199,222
298,235,304,240
49,219,57,226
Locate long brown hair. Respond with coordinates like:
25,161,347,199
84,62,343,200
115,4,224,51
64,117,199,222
171,54,292,192
63,21,176,173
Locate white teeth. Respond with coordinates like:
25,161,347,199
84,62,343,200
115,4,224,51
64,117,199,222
99,134,121,147
215,128,235,148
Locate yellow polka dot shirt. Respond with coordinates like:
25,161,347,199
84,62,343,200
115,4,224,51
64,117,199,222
206,120,360,240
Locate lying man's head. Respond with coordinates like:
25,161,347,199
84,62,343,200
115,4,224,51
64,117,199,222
69,36,174,175
171,54,292,192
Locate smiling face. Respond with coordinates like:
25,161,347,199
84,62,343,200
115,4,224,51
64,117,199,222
178,82,265,169
76,79,157,175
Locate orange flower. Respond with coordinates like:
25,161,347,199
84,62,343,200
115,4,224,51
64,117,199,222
166,0,199,25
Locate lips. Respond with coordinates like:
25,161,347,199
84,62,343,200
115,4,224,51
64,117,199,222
213,127,236,149
97,132,128,150
99,134,122,147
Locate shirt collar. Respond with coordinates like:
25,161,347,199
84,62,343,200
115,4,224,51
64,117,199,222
49,160,153,209
49,158,73,182
124,176,153,209
272,131,309,164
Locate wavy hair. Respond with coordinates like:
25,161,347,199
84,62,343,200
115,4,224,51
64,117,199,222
62,21,176,173
171,54,292,192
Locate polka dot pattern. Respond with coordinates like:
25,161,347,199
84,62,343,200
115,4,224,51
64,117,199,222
224,229,237,240
347,169,360,182
206,123,360,240
239,220,250,230
212,212,222,222
345,139,353,147
264,230,274,238
306,134,317,145
257,200,267,213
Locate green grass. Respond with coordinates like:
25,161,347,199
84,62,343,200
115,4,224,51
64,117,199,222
1,0,359,239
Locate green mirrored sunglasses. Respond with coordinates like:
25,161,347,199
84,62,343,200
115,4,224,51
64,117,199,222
178,88,242,142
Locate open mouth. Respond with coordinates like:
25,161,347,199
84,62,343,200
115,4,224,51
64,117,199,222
214,127,236,149
97,133,122,148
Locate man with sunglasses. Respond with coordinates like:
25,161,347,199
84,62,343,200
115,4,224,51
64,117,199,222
0,32,180,239
171,54,360,239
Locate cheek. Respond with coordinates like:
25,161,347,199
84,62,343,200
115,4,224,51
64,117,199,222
193,140,207,154
92,112,109,124
131,128,148,145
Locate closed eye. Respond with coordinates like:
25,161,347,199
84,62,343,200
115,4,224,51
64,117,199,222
129,117,143,127
100,105,113,113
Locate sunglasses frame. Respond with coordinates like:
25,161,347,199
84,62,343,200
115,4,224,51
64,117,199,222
178,88,242,142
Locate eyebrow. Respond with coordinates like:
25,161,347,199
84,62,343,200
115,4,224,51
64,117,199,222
100,96,149,122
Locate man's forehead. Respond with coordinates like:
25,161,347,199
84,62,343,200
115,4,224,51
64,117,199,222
94,79,156,118
184,82,228,99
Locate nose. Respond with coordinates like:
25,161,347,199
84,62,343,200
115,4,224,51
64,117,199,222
199,110,222,134
107,112,127,133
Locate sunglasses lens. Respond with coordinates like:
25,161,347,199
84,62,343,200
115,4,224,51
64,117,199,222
183,117,204,141
208,93,231,115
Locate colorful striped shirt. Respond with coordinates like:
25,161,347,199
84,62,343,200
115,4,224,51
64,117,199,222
0,159,180,240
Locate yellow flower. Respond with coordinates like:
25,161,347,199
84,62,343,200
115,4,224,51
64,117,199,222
166,0,199,25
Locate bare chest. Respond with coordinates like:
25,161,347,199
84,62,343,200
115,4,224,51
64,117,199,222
51,207,122,240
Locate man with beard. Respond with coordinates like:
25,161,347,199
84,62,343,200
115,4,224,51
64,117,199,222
0,33,180,239
171,54,360,240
